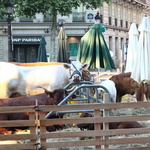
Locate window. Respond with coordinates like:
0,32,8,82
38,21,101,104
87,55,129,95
125,7,128,28
69,43,78,56
126,21,128,28
115,18,117,26
108,4,112,25
72,12,85,22
115,37,118,59
13,45,39,62
109,36,112,51
136,9,139,26
100,7,103,24
43,12,53,22
114,4,118,26
72,5,85,22
130,9,133,24
120,20,123,27
19,16,33,22
109,17,112,25
120,5,123,27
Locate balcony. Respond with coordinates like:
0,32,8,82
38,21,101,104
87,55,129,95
72,12,85,22
43,16,52,22
0,16,7,22
19,16,33,22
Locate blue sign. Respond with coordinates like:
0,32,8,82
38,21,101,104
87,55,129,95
87,13,94,19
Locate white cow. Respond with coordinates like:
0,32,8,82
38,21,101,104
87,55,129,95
0,61,88,98
97,80,117,103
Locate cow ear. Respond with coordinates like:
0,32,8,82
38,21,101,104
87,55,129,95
82,63,89,70
63,63,71,69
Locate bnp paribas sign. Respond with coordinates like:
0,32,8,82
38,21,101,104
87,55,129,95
13,36,41,44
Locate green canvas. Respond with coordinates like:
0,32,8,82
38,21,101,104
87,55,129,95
37,37,48,62
77,24,116,70
57,27,70,63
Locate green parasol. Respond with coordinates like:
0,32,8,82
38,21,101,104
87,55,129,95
57,27,70,63
37,37,48,62
77,23,116,70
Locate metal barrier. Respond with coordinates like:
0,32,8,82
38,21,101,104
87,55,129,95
45,81,111,118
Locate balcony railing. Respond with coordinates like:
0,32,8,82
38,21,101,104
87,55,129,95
72,12,85,22
0,16,7,22
43,16,53,22
19,16,33,22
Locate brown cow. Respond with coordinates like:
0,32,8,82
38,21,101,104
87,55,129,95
77,112,143,130
137,80,150,101
0,88,74,134
109,72,142,102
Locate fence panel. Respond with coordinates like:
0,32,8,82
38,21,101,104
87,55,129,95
0,105,39,150
38,97,150,149
0,97,150,149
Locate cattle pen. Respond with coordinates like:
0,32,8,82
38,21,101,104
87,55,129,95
0,95,150,150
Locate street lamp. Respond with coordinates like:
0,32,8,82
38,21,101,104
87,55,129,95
5,0,14,62
94,11,101,24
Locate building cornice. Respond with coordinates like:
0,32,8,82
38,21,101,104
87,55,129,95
0,22,129,33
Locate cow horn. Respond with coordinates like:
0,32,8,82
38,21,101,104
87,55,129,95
37,86,54,93
66,85,77,93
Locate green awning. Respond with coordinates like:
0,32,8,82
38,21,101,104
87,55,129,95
77,24,116,70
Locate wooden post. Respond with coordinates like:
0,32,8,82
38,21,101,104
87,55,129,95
29,112,36,144
103,93,109,149
94,109,101,149
29,99,39,149
35,99,40,150
39,111,47,150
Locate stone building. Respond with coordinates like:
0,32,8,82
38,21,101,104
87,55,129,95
0,0,149,70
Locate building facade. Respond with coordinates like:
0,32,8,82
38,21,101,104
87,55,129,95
0,0,149,70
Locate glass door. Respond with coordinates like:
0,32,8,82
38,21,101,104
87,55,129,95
13,45,39,62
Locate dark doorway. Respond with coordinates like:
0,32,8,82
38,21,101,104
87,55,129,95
13,45,39,62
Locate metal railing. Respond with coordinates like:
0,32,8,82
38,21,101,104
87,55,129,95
45,81,111,118
43,16,53,22
19,16,33,22
72,12,85,22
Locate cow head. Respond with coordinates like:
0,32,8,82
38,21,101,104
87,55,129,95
37,86,76,105
45,89,67,105
63,61,89,82
97,88,105,98
136,80,150,101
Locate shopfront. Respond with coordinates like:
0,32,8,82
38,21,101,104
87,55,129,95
13,36,42,62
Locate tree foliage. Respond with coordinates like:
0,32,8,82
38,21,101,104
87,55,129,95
0,0,110,18
0,0,110,61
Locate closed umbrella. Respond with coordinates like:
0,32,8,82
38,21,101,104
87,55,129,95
77,23,116,70
57,27,70,63
131,16,150,82
125,23,139,72
37,37,48,62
